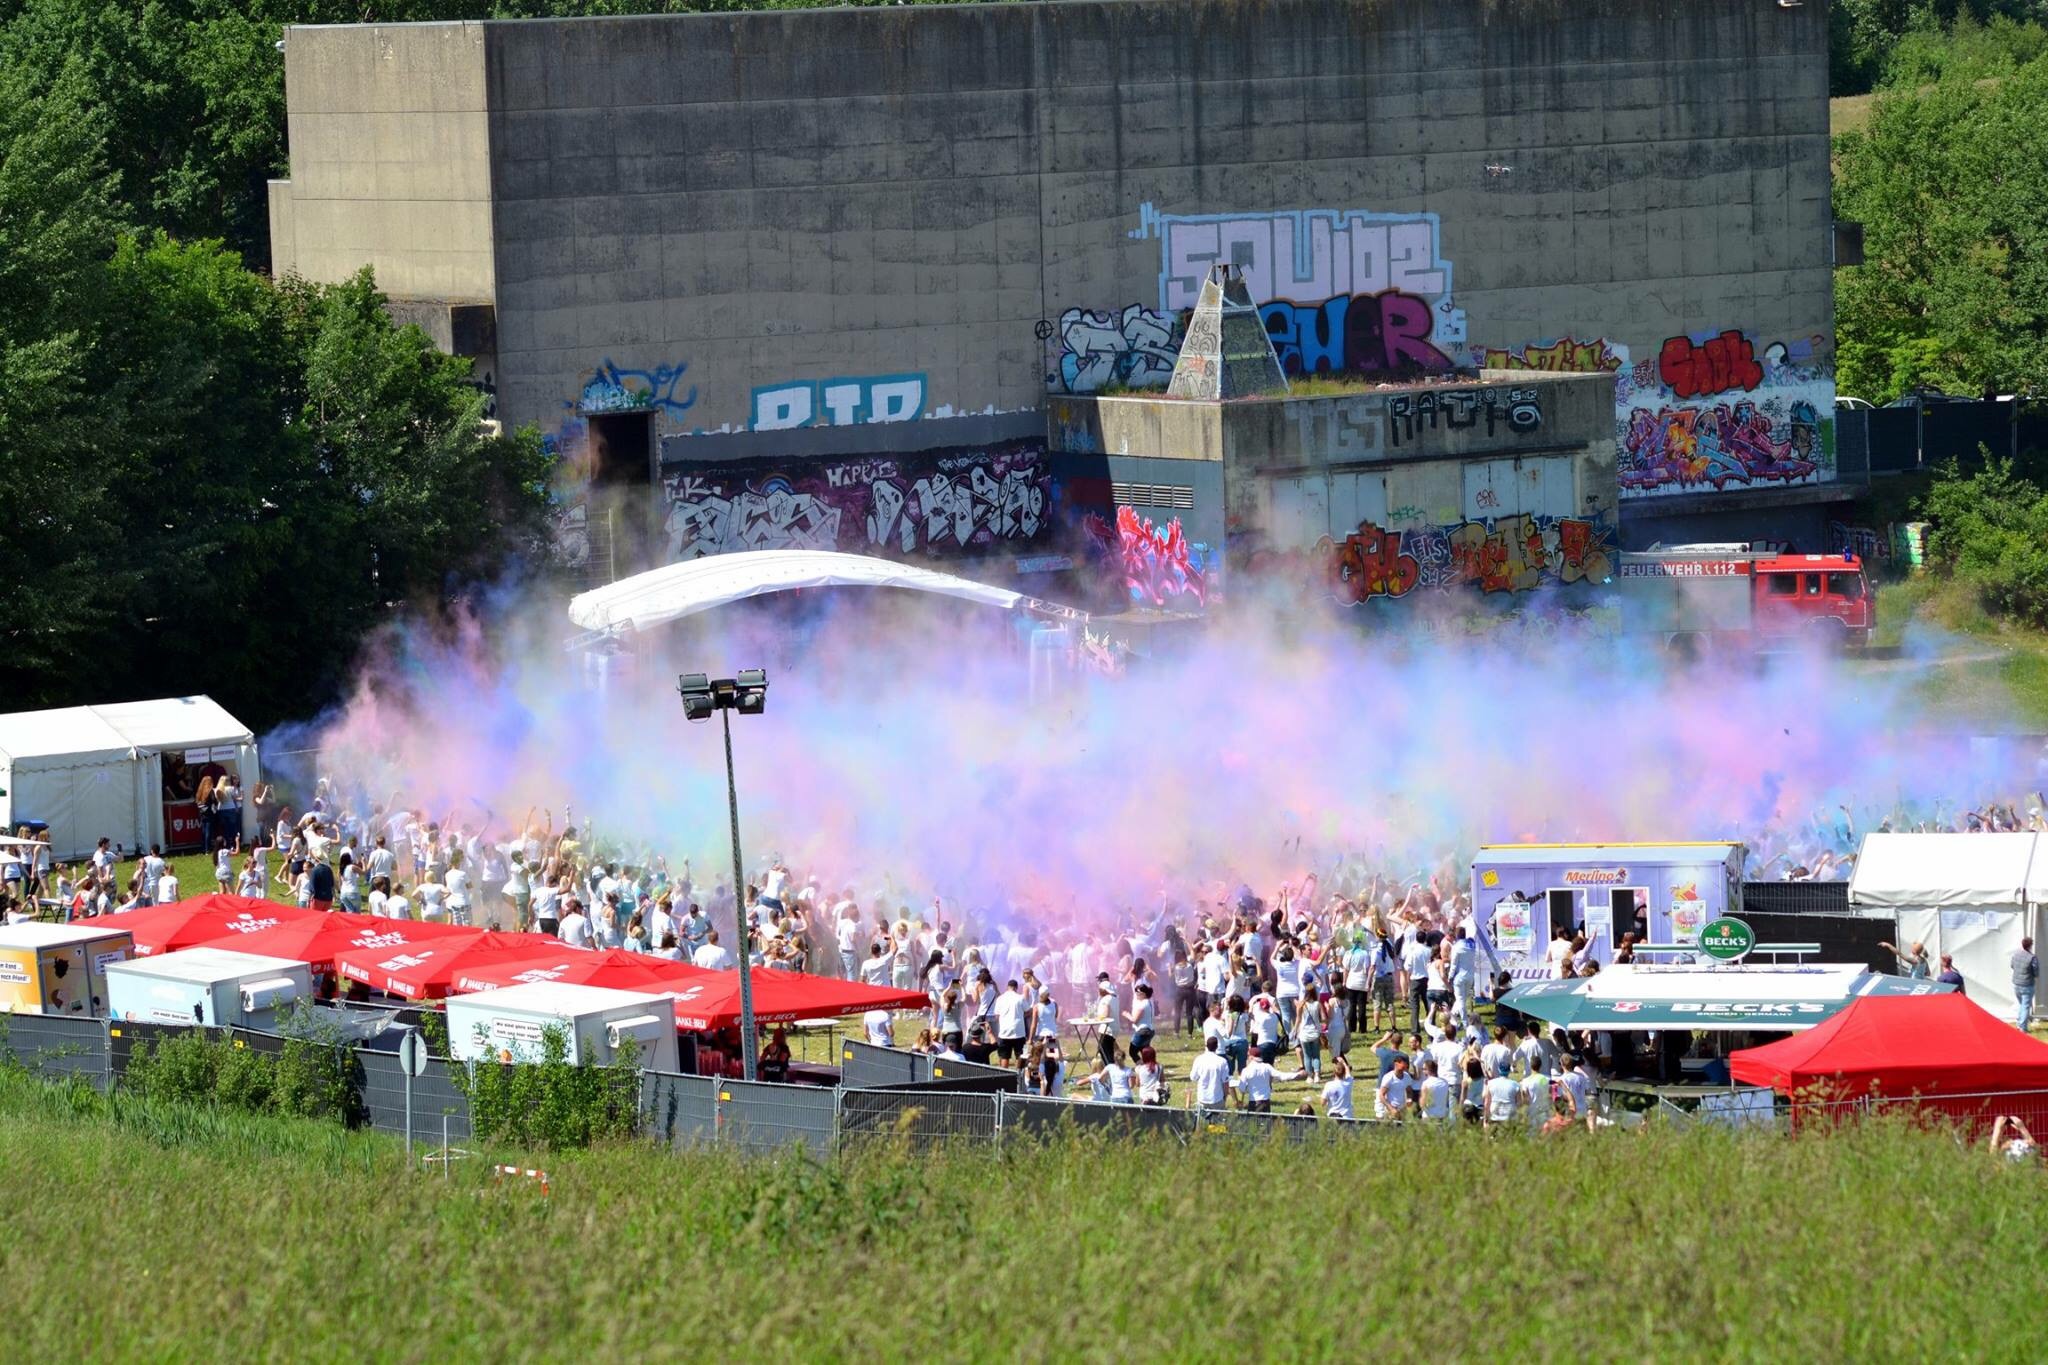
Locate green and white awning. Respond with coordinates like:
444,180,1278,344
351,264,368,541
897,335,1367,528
1501,964,1956,1032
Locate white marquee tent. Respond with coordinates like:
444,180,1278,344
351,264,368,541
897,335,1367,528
1848,832,2047,1022
0,697,261,860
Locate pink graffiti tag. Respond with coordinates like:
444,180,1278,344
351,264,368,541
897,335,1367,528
1091,507,1208,607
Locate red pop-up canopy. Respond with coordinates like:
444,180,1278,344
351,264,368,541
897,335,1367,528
95,894,319,955
332,930,560,1000
195,912,481,979
1730,993,2048,1099
448,953,929,1031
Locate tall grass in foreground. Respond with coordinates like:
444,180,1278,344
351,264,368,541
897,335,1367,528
0,1069,2036,1362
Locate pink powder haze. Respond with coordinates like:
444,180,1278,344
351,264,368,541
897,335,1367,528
286,580,2023,925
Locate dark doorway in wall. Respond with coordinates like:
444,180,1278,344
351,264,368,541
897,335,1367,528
585,410,656,582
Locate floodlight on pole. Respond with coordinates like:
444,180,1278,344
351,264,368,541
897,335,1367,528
678,668,769,1081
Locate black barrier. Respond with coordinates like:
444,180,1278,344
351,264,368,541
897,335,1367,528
0,1013,111,1091
1922,400,2014,464
1741,881,1850,915
641,1069,719,1147
840,1088,1001,1146
1865,407,1920,473
1192,1106,1336,1143
997,1094,1196,1143
839,1039,920,1089
717,1076,838,1153
925,1056,1019,1091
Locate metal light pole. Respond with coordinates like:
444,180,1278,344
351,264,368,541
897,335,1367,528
680,670,768,1082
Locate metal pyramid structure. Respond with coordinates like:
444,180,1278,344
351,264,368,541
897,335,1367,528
1166,264,1289,400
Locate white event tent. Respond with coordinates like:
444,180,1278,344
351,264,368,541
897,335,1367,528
1848,832,2047,1022
0,697,261,859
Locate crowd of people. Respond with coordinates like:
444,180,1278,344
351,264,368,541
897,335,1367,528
8,775,2046,1124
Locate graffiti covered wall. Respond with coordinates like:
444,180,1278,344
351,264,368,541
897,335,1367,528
659,441,1052,561
1614,331,1833,499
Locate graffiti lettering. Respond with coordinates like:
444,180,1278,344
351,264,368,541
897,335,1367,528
751,374,926,429
1657,330,1763,399
1088,507,1209,607
1386,388,1542,447
1294,515,1613,604
1259,291,1452,376
1827,521,1887,563
570,358,696,419
1620,331,1834,499
663,443,1049,561
1049,305,1179,394
1482,337,1628,374
1620,400,1821,494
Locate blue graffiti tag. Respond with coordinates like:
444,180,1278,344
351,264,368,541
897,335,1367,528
569,358,697,419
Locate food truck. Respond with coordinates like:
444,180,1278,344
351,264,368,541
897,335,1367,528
1471,841,1746,977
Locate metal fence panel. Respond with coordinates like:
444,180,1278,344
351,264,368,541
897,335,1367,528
356,1047,472,1141
641,1069,720,1147
839,1039,919,1089
1865,407,1920,473
1923,400,2014,464
998,1094,1195,1142
1190,1106,1334,1143
1741,881,1850,916
840,1088,1002,1147
0,1014,111,1091
718,1077,838,1153
106,1019,221,1081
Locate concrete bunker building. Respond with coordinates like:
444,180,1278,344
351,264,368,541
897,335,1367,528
268,0,1842,612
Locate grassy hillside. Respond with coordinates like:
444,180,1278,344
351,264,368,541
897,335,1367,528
0,1068,2037,1360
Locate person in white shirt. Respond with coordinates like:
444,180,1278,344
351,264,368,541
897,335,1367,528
1188,1036,1232,1109
1400,936,1432,1032
693,930,736,971
835,907,861,979
1321,1056,1356,1120
1375,1056,1418,1119
858,942,891,987
1200,1000,1230,1051
992,980,1029,1062
1556,1054,1591,1117
382,885,411,921
863,1010,895,1047
1232,1055,1302,1113
156,867,180,905
1481,1026,1514,1080
444,860,470,926
213,844,233,892
415,878,446,922
1034,988,1060,1041
558,899,594,948
1417,1058,1455,1122
1427,1031,1462,1084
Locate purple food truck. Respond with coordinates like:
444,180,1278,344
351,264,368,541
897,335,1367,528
1471,842,1746,979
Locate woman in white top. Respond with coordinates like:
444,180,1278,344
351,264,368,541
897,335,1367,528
237,859,264,900
1075,1048,1134,1104
1134,1046,1167,1106
383,884,411,921
1272,943,1304,1035
415,879,446,922
444,858,470,926
1321,1056,1355,1120
338,862,362,913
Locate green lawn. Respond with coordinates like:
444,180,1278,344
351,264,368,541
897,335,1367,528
1862,576,2048,728
0,1066,2038,1359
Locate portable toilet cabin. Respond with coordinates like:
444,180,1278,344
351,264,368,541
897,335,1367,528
104,946,312,1028
0,921,136,1016
444,981,677,1072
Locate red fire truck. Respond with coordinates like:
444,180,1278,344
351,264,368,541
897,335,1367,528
1615,545,1874,651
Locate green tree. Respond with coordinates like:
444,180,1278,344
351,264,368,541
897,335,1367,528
1920,455,2048,625
1833,55,2048,402
0,66,130,696
300,269,554,622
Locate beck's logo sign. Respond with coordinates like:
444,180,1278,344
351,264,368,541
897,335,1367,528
1699,916,1756,962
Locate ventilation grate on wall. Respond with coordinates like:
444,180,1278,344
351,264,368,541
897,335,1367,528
1110,481,1196,510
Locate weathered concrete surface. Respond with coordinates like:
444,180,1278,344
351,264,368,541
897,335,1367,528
274,0,1829,513
270,21,495,303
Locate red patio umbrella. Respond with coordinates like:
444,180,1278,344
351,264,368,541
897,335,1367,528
93,893,320,956
332,930,561,1000
194,912,482,980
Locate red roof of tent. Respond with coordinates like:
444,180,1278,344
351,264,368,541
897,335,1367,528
448,954,930,1031
94,894,321,955
332,931,562,1000
1729,994,2048,1098
448,948,699,1000
193,913,481,975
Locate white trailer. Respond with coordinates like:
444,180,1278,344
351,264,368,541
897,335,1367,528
444,981,678,1071
104,947,312,1028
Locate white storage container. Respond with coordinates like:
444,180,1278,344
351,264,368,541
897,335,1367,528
444,981,677,1071
104,947,313,1029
